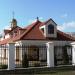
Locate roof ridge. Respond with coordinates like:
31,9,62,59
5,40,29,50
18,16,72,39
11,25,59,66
17,20,41,40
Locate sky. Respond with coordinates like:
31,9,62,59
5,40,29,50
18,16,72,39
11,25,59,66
0,0,75,34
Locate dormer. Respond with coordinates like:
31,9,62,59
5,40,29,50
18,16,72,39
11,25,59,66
40,19,57,38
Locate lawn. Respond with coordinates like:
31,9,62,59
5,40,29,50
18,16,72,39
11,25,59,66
1,66,75,75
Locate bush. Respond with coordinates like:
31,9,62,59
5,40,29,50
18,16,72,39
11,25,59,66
0,65,8,69
22,54,29,68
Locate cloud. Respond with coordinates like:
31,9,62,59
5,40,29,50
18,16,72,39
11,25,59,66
57,21,75,32
61,13,68,19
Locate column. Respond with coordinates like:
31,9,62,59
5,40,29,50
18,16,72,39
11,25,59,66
46,42,54,67
8,43,15,70
71,42,75,66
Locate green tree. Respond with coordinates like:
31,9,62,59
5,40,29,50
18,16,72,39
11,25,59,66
22,53,29,68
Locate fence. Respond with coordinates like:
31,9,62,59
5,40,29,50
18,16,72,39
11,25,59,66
54,46,72,66
0,43,73,69
15,45,47,68
0,45,8,69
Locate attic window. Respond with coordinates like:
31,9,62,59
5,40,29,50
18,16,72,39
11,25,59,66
41,28,44,33
48,24,54,34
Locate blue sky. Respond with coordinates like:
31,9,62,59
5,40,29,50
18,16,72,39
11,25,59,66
0,0,75,33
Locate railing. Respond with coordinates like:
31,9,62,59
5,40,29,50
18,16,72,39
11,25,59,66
54,46,72,66
15,45,47,68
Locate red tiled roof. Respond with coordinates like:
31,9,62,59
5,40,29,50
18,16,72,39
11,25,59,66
0,19,75,45
46,30,75,41
4,30,11,35
9,26,22,33
0,38,10,45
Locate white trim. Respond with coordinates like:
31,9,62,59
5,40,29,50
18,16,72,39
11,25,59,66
15,40,72,46
39,25,46,36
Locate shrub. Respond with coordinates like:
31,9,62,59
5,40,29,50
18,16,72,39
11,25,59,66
22,54,29,68
0,65,8,69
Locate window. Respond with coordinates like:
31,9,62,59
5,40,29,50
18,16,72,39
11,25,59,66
48,24,54,34
41,28,44,33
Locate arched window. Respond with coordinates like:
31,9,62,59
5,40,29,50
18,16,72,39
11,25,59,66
48,24,54,34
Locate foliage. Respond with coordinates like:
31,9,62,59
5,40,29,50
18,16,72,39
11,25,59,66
22,53,29,68
0,65,8,69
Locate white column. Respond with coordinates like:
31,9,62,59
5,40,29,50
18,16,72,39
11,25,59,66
71,42,75,66
8,43,15,70
46,42,54,67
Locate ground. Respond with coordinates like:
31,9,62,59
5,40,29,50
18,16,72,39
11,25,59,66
0,66,75,75
4,70,75,75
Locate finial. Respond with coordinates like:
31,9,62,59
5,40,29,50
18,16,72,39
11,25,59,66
36,17,39,21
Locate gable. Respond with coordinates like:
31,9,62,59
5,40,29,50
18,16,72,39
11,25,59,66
4,26,23,39
40,19,57,38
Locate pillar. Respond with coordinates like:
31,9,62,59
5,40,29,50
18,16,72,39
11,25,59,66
8,43,15,70
46,42,54,67
71,42,75,66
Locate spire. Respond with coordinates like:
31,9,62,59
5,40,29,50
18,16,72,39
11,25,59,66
11,12,17,28
12,11,15,19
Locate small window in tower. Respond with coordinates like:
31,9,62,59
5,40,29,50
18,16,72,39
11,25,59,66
48,24,54,34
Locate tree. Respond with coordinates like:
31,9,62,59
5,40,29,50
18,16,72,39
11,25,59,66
22,53,29,68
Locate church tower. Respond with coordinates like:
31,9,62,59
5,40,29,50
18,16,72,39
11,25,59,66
11,12,17,28
11,18,17,28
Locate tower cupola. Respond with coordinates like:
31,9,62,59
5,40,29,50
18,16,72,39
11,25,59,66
11,18,17,28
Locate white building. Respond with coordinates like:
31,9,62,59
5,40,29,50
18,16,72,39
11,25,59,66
0,18,75,69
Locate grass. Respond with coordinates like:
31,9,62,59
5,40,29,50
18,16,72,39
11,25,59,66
6,71,75,75
0,66,75,75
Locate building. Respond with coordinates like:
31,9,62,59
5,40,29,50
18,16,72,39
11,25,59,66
0,18,75,68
